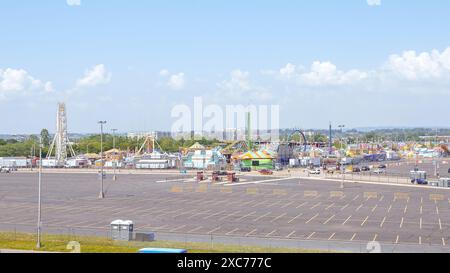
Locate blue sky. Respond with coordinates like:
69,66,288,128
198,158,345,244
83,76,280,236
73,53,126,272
1,0,450,134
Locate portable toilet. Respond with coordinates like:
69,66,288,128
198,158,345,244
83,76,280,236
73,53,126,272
110,220,134,241
430,181,439,187
110,220,122,241
120,220,134,241
439,178,450,188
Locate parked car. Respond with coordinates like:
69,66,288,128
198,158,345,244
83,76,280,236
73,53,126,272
240,167,251,172
352,167,361,173
410,170,428,185
377,164,387,169
309,168,321,175
259,169,273,175
448,168,450,174
274,164,283,171
0,167,11,173
361,166,370,171
373,169,385,174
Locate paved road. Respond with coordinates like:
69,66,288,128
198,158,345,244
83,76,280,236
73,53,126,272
1,172,450,253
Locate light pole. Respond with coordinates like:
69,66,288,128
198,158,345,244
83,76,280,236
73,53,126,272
98,121,107,199
36,137,43,249
434,128,439,177
111,129,118,181
338,125,345,189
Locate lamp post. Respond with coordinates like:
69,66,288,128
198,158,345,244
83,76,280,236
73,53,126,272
98,121,107,199
111,129,118,181
36,137,43,249
338,125,345,189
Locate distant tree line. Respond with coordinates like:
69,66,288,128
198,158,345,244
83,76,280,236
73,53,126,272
0,128,448,157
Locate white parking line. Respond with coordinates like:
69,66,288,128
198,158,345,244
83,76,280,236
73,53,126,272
342,215,352,225
170,225,186,232
310,202,322,210
253,212,271,222
271,213,287,223
356,204,363,212
420,218,423,229
350,233,357,241
306,232,316,240
361,216,369,227
352,195,360,201
443,238,446,246
286,231,296,238
187,226,203,233
372,234,378,242
289,193,300,200
236,211,256,221
328,233,336,241
371,205,378,212
296,202,308,209
281,201,294,209
267,200,283,208
419,236,422,245
226,228,239,235
218,210,241,221
400,217,404,228
387,205,392,213
305,214,319,224
265,230,278,237
380,217,386,228
325,203,335,210
246,229,257,236
288,213,303,224
187,210,212,219
439,218,443,230
207,227,221,234
203,210,226,220
341,204,349,211
252,200,269,208
323,215,335,225
395,235,399,244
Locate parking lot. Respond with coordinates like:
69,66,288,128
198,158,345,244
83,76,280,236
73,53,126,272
1,171,450,251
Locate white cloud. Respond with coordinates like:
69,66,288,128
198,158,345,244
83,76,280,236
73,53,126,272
167,73,185,90
299,62,368,86
279,63,296,78
0,68,53,99
66,0,81,6
217,69,272,102
159,69,170,77
272,47,450,88
385,47,450,80
275,62,368,87
367,0,381,6
220,69,251,91
76,64,112,88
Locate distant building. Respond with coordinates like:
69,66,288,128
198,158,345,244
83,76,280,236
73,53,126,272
127,132,156,140
0,157,30,168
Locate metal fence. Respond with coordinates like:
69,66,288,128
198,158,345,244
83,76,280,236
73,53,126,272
1,223,449,253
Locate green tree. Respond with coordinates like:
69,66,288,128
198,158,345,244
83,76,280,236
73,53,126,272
40,129,51,146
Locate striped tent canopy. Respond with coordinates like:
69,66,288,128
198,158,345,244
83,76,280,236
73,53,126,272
238,150,276,160
189,142,205,150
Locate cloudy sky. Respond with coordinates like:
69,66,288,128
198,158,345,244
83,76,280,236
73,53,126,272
0,0,449,134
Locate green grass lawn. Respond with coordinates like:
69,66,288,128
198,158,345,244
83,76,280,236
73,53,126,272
0,232,329,253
